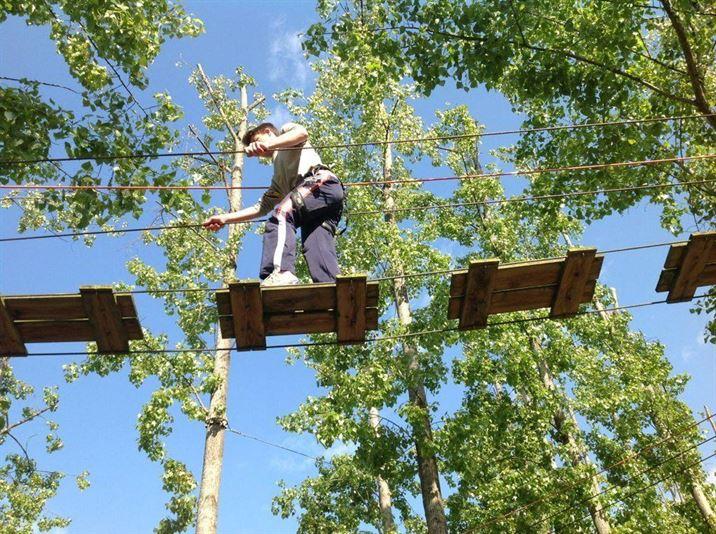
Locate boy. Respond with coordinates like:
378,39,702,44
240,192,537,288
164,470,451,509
202,122,344,286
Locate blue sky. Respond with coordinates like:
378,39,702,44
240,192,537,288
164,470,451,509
1,1,714,532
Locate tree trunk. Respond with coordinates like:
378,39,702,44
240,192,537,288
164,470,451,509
647,387,716,530
659,0,716,131
196,85,248,534
369,407,397,533
590,281,716,530
690,483,716,530
532,340,612,534
196,335,232,533
382,140,448,534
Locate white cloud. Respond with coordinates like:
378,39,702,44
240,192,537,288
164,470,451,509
268,21,309,88
705,462,716,485
325,440,356,459
268,434,356,474
269,454,314,473
267,105,292,128
681,345,697,362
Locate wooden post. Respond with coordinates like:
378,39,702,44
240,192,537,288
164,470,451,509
228,281,266,350
196,74,253,534
80,286,129,353
336,275,368,343
459,259,498,330
668,232,714,302
0,297,26,356
551,248,597,317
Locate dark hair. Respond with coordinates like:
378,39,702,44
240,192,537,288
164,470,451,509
242,122,279,146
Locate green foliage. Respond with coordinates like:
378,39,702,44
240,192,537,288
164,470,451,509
306,0,716,336
1,1,202,233
1,1,204,529
60,65,267,531
274,15,716,532
0,363,71,531
272,456,386,533
0,455,69,534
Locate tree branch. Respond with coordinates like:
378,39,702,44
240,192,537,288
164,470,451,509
659,0,716,129
383,25,699,107
196,64,240,144
7,432,31,461
1,406,53,436
187,124,231,194
0,76,81,95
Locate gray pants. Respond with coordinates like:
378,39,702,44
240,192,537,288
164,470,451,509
259,171,344,283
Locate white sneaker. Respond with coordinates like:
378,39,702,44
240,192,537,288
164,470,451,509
261,270,300,287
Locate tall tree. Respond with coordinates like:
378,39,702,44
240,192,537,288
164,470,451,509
1,2,201,530
63,67,266,532
304,0,716,338
271,59,456,532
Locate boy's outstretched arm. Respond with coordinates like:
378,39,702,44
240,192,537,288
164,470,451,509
203,204,261,231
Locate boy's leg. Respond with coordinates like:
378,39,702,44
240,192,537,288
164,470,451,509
259,208,297,280
301,218,340,282
296,172,344,282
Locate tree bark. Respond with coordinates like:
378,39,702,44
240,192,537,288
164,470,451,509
196,335,232,534
647,386,716,530
195,84,248,534
532,340,612,534
660,0,716,130
369,407,397,533
382,139,448,534
591,281,716,531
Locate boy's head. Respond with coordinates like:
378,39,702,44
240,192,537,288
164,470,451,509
242,122,279,146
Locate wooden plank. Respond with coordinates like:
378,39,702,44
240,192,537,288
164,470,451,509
336,275,368,343
663,243,688,270
489,281,596,315
218,282,379,317
266,311,337,335
218,316,234,339
448,256,602,320
262,281,378,313
0,297,27,356
16,318,141,343
459,259,499,330
450,256,602,297
80,287,130,352
490,286,555,314
264,307,379,337
4,293,138,320
3,295,87,320
115,294,139,318
449,281,596,319
668,233,715,302
657,263,716,293
366,282,379,309
263,284,336,313
663,233,716,269
228,281,266,349
550,249,597,317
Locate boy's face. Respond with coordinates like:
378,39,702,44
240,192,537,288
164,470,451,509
251,128,276,156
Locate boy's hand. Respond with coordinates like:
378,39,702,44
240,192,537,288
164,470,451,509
203,214,227,231
245,141,271,157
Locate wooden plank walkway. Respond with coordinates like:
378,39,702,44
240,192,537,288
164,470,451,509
0,286,143,356
656,231,716,303
448,248,603,330
216,275,380,350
